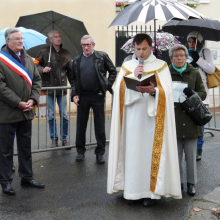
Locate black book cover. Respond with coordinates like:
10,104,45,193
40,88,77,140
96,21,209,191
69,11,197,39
124,74,157,92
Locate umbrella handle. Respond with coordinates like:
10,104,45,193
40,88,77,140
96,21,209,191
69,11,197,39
48,43,52,63
195,38,197,51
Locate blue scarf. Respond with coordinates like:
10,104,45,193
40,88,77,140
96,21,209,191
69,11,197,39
172,63,187,75
188,43,203,57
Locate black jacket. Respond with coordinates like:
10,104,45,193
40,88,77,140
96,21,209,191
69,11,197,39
35,45,72,95
71,50,117,100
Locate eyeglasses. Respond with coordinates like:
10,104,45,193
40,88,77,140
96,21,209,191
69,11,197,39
10,38,25,41
81,43,93,48
172,55,186,58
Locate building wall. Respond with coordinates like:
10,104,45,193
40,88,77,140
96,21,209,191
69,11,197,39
0,0,116,59
1,0,220,110
0,0,116,113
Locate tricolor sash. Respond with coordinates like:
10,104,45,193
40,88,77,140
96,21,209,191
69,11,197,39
0,51,32,89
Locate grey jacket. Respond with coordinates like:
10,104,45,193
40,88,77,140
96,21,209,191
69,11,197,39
0,46,42,123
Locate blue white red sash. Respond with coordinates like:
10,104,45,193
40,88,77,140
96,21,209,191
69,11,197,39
0,51,32,89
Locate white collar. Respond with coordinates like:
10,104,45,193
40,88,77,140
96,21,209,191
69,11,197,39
83,50,94,57
132,51,156,64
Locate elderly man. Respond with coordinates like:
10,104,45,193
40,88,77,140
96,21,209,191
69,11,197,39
0,28,44,195
107,34,181,207
35,30,72,148
72,35,117,164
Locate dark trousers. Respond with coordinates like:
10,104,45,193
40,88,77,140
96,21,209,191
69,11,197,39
0,120,33,184
76,94,106,156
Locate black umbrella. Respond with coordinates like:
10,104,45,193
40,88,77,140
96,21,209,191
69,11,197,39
162,19,220,41
16,10,89,58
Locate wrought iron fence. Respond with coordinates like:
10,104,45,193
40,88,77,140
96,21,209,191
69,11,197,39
12,84,220,155
14,86,112,155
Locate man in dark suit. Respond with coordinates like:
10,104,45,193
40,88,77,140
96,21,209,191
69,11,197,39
0,28,44,195
72,35,117,164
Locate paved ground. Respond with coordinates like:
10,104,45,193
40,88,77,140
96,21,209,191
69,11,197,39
0,116,220,220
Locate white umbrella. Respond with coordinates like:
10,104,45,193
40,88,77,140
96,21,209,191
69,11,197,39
110,0,205,27
110,0,205,57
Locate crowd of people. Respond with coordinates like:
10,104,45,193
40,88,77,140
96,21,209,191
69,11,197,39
0,28,215,209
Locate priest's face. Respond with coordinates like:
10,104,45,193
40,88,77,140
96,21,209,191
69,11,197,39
134,39,151,60
171,49,187,68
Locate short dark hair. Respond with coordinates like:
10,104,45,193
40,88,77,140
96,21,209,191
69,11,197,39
133,33,152,47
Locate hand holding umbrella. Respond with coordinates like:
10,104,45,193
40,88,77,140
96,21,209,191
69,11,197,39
43,44,52,73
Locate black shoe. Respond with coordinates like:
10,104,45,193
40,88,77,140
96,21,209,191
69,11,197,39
21,179,45,188
76,153,85,162
143,198,157,207
1,183,15,195
187,183,195,196
127,200,135,205
181,183,184,191
96,155,105,164
196,149,202,161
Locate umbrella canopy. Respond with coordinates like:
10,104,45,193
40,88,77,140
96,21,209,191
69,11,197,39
109,0,205,27
16,10,89,58
162,19,220,41
0,27,47,50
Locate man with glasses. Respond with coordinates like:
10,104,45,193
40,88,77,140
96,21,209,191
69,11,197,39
72,35,117,164
0,28,44,195
35,30,72,148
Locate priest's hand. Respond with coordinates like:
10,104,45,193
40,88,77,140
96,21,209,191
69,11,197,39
73,95,80,106
136,82,156,94
134,65,143,78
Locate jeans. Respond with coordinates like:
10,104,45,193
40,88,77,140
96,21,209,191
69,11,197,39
47,95,68,141
197,125,204,150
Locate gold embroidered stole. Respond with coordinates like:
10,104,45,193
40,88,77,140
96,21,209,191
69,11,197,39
119,66,132,128
119,63,167,192
150,65,166,192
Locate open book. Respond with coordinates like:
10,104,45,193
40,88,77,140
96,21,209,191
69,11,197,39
124,73,157,92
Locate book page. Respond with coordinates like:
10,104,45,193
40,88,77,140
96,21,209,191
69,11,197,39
172,81,188,103
126,73,154,81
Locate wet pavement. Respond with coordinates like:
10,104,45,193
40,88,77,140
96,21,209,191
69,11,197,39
0,119,220,219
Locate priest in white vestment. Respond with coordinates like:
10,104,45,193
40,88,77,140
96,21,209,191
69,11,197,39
107,34,182,207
